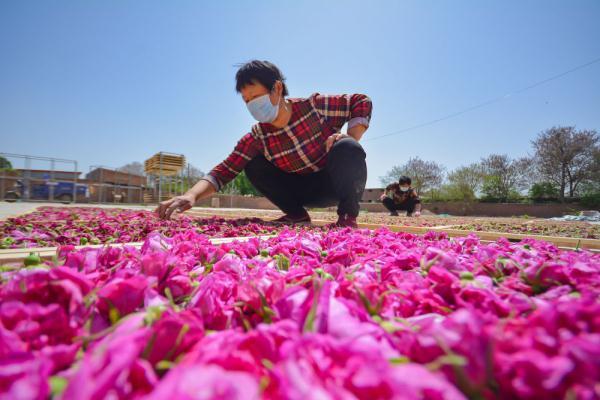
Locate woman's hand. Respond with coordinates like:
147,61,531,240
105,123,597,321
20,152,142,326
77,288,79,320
325,133,351,152
156,193,196,220
379,193,387,201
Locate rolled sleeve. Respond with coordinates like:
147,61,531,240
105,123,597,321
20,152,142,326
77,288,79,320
348,116,370,129
200,175,221,191
311,93,373,132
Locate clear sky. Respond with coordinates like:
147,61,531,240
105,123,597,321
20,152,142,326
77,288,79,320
1,1,599,187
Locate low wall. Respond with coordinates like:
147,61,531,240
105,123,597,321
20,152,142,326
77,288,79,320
359,201,589,218
422,202,587,218
197,194,591,218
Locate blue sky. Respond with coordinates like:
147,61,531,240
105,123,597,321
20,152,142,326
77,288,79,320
1,1,599,187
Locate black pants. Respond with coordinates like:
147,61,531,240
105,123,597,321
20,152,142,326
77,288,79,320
245,138,367,217
382,197,419,215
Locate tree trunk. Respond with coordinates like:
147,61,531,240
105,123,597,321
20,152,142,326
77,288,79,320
572,180,581,197
569,183,574,198
559,166,566,202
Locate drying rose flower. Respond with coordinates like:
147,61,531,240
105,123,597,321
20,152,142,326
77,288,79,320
62,313,153,399
0,352,52,400
144,309,204,366
96,276,149,321
147,364,260,400
1,211,599,399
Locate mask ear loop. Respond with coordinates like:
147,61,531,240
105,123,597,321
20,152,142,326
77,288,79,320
274,82,289,114
273,82,282,107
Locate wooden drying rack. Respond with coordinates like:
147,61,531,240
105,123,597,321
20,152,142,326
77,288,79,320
0,235,275,265
185,210,600,252
1,207,598,265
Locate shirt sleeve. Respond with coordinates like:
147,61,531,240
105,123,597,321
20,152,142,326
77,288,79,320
411,189,421,203
202,133,260,191
311,93,373,132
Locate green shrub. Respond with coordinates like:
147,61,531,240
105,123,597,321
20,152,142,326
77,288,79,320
581,191,600,208
529,182,559,202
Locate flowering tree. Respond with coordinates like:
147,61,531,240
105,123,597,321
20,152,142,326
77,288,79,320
532,126,599,201
380,157,445,195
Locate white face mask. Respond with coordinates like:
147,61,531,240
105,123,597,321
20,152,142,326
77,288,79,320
246,92,280,123
400,186,409,192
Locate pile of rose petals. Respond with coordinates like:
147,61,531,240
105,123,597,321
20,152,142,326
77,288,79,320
451,220,599,239
177,208,600,239
1,225,599,399
0,207,281,248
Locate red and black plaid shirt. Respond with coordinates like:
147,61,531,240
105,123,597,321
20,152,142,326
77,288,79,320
203,93,372,190
385,183,421,205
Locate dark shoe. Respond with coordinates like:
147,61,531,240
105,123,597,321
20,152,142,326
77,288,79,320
389,211,399,216
271,211,311,225
341,215,358,228
326,215,358,229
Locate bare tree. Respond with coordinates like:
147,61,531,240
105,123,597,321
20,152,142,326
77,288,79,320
532,126,599,201
186,164,205,181
117,161,145,176
379,165,405,187
181,163,205,193
480,154,532,201
380,157,445,195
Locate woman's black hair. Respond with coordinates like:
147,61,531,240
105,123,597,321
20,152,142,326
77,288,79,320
235,60,289,96
398,176,412,185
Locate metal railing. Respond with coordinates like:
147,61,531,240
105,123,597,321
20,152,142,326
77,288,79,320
86,165,145,204
0,152,202,205
0,153,79,202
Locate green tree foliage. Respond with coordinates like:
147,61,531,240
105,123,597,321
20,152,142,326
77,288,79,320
222,171,261,196
480,154,531,202
529,182,559,202
442,164,485,201
0,156,13,170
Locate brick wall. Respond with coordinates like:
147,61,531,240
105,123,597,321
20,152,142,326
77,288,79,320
422,202,588,218
362,188,385,203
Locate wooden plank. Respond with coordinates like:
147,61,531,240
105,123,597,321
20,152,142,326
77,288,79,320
357,223,599,251
144,153,186,176
145,162,184,167
146,160,184,165
0,235,275,265
331,221,599,251
431,224,462,230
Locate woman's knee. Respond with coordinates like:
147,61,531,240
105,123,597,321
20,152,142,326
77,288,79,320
328,138,366,170
330,138,366,158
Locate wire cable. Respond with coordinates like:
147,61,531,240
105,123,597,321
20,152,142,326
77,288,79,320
364,56,600,142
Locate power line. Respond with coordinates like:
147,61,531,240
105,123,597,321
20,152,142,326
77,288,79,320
364,56,600,142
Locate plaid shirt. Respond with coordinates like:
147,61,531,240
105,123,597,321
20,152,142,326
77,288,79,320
203,93,372,191
385,184,421,205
